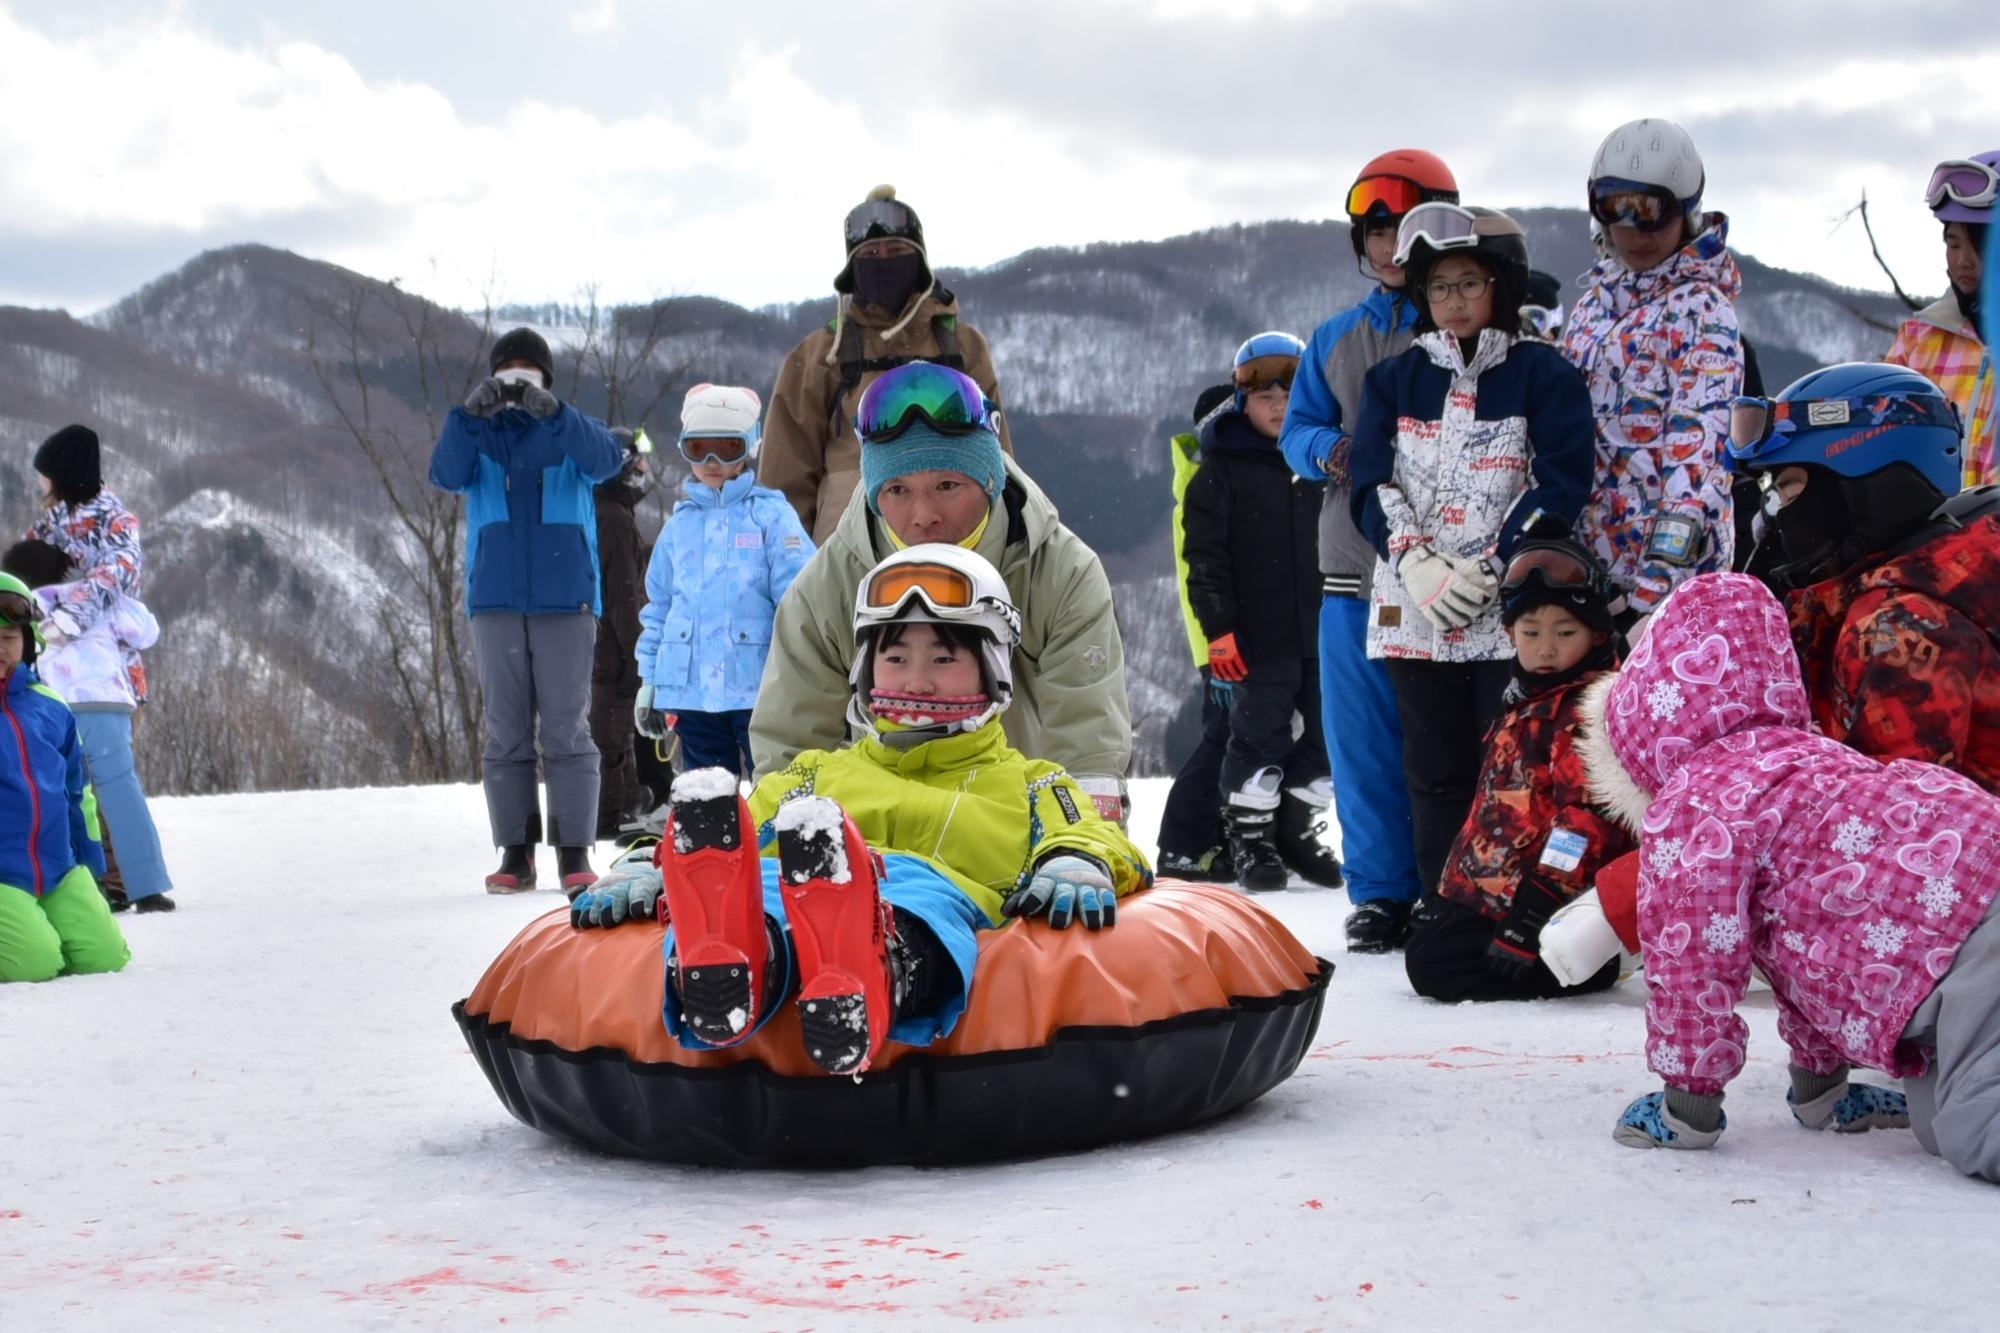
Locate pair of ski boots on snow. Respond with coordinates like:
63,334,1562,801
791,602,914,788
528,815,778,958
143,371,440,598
656,769,936,1076
1225,771,1344,894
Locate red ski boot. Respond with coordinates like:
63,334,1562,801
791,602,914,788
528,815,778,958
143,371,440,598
775,795,894,1076
656,769,767,1047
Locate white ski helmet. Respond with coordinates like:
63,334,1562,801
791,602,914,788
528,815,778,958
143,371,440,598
1589,118,1705,214
846,544,1021,739
678,383,763,459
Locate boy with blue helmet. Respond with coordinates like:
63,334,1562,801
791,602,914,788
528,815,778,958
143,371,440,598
1184,332,1340,892
1279,149,1457,949
1730,361,2000,792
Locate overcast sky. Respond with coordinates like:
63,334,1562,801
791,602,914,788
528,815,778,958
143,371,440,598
2,1,1993,316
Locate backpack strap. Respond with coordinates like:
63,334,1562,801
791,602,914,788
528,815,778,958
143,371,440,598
829,314,971,436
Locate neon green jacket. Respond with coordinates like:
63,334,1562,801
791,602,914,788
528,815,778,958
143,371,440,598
1169,430,1209,669
747,721,1152,925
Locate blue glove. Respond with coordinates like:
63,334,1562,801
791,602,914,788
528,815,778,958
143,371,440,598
1612,1090,1725,1150
569,869,663,929
1789,1081,1910,1133
1206,673,1234,710
1004,854,1117,931
633,682,667,740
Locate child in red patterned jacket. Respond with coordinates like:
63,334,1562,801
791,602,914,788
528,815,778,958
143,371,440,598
1406,536,1634,1001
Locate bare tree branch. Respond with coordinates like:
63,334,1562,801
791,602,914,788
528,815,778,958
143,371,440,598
1836,192,1925,313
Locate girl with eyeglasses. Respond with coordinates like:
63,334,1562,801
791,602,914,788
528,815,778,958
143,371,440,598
1887,151,1998,487
1561,117,1746,629
1347,203,1596,902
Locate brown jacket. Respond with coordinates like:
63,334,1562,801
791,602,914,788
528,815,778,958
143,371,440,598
758,284,1012,545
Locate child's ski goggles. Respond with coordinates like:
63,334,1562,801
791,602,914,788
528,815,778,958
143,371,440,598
1588,180,1683,233
1345,174,1427,221
861,559,978,619
0,590,38,629
677,434,750,466
1233,357,1297,393
1500,543,1601,595
1727,392,1961,454
1391,202,1481,266
856,361,997,444
1926,159,2000,211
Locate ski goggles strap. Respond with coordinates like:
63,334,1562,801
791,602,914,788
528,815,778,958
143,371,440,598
1345,174,1426,220
1391,202,1479,267
862,560,977,619
856,361,996,444
678,434,750,466
1589,180,1682,233
1730,393,1961,453
1926,159,2000,211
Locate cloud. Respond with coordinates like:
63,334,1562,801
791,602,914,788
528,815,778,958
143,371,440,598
0,1,1993,316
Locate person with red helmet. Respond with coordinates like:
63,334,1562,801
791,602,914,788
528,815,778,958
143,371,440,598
1279,148,1458,952
1887,151,1997,486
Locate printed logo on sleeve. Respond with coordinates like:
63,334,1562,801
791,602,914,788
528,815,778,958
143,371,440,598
1053,786,1082,825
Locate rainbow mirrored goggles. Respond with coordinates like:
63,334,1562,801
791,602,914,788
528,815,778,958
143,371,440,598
856,361,997,444
1588,180,1683,233
1345,174,1427,221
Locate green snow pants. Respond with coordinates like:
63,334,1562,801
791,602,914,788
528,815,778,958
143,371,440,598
0,866,131,982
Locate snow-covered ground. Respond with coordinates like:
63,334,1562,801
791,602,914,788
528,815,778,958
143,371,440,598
5,779,1993,1331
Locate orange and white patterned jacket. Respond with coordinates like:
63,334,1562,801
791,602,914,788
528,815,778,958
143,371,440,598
1887,294,1995,489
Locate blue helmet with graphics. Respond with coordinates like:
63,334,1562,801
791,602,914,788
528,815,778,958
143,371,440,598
1231,331,1305,409
1728,362,1965,589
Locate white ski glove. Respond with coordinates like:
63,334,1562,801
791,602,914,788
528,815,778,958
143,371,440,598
633,682,667,740
1397,547,1498,630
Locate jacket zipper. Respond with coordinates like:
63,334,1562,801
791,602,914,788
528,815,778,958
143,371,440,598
0,677,44,894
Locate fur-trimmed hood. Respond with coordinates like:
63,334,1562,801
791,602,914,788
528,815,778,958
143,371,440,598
1575,573,1810,835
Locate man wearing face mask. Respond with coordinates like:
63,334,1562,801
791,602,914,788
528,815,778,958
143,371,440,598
1727,360,2000,794
760,186,1013,545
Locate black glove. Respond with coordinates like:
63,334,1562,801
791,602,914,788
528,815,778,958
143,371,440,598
464,376,507,417
521,382,560,419
1487,872,1568,980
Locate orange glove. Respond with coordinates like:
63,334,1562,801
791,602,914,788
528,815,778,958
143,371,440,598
1207,632,1248,682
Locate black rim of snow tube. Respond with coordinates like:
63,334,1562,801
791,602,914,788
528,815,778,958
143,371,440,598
452,958,1332,1168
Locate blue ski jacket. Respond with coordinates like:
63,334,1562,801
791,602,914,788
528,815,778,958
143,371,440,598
429,403,624,616
637,472,814,713
0,664,105,897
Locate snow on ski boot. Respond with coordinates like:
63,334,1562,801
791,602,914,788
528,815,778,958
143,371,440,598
775,795,895,1076
1344,900,1413,954
1275,778,1344,888
1156,844,1236,883
1226,767,1290,893
657,768,768,1047
485,843,538,894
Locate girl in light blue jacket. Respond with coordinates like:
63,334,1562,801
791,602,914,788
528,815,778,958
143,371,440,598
636,385,813,776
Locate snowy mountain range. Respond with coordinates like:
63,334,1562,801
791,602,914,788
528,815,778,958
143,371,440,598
0,214,1914,793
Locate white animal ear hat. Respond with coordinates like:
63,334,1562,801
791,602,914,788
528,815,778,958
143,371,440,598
679,384,763,455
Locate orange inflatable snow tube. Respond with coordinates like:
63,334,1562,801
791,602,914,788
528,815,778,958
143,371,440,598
455,880,1332,1166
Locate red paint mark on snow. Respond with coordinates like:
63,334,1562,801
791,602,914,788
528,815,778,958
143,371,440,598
1312,1041,1631,1070
331,1265,543,1300
281,1231,304,1240
1357,1283,1374,1296
1303,1199,1323,1210
0,1210,20,1220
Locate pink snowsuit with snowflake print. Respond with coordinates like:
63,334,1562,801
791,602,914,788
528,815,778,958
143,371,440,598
1580,573,2000,1100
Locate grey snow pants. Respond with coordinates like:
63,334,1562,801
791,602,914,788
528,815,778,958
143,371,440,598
1904,891,2000,1183
471,612,601,849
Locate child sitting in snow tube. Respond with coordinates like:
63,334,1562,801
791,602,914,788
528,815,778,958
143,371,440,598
457,546,1330,1165
579,541,1150,1073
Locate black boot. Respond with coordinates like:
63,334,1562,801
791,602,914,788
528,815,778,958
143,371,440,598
1275,786,1344,888
1345,900,1413,954
557,845,597,895
485,844,537,894
133,893,177,913
1226,776,1289,894
1156,844,1236,883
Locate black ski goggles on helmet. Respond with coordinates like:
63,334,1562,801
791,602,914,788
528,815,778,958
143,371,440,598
844,197,922,249
1588,179,1683,233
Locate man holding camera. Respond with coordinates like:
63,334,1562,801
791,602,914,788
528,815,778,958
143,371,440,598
430,327,624,895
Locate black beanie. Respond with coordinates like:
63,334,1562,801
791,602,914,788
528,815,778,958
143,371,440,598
34,424,102,504
490,328,555,387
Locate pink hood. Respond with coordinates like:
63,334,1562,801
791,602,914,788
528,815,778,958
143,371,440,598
1578,573,2000,1097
